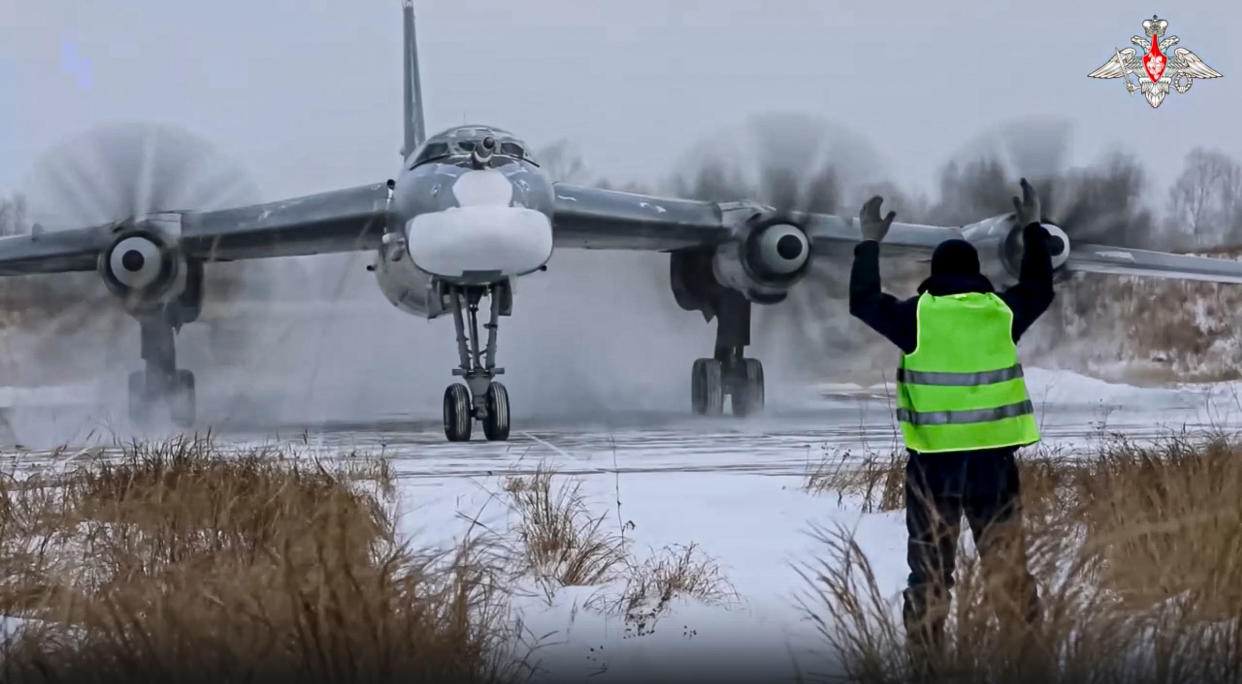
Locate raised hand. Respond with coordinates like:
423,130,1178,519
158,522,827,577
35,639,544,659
860,196,896,243
1011,178,1042,228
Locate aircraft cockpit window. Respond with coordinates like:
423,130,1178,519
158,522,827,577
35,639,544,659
412,142,450,166
413,134,539,167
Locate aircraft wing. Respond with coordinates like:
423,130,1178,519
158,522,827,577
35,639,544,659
0,182,390,276
0,225,112,275
549,183,731,250
1064,243,1242,283
549,183,961,254
551,185,1242,283
800,214,962,259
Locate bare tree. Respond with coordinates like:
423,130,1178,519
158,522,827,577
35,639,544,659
0,194,28,236
1168,148,1242,247
535,139,590,185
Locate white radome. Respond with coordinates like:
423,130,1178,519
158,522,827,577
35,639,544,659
406,170,553,279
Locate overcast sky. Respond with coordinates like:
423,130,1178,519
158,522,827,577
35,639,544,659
4,0,1240,210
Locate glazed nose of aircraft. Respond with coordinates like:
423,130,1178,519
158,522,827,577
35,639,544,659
406,168,553,282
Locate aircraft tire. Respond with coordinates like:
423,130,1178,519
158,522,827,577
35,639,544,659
733,358,765,417
483,381,510,441
443,383,473,442
691,358,724,416
170,370,196,428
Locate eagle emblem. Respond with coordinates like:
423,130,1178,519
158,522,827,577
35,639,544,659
1088,16,1221,108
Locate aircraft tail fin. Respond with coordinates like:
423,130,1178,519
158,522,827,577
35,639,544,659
400,0,426,158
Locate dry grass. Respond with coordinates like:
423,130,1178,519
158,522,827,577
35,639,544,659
595,543,738,638
799,432,1242,683
1074,434,1242,619
504,465,628,589
504,465,736,636
804,449,905,513
0,436,518,684
803,446,1081,522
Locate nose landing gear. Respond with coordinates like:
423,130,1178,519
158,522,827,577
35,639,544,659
441,282,511,442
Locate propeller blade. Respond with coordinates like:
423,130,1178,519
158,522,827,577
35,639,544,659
23,121,261,228
946,118,1158,249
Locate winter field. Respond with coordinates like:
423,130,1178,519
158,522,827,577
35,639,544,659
3,368,1242,683
4,115,1242,681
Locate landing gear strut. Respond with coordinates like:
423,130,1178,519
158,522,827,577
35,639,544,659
129,312,195,428
690,290,764,417
442,282,511,442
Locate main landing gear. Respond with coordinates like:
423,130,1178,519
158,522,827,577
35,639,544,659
690,290,764,417
442,282,511,442
129,312,195,428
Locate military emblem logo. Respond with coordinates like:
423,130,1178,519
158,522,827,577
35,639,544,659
1088,16,1221,108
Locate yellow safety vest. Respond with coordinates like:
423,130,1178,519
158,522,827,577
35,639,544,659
896,292,1040,453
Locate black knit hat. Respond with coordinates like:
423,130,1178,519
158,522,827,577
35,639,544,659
930,239,981,276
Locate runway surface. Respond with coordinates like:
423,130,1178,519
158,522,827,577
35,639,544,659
4,367,1236,476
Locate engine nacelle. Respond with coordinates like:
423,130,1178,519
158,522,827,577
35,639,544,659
98,215,188,312
960,213,1069,281
711,216,811,304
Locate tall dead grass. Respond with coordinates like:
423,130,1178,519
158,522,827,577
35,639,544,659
594,543,739,638
0,436,518,683
805,449,905,513
503,465,735,635
799,432,1242,683
504,465,628,589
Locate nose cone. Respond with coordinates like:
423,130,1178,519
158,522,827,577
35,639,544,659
452,168,513,207
1042,222,1070,270
753,223,808,276
406,169,554,281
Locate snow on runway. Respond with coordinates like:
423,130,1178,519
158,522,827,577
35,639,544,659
3,368,1240,680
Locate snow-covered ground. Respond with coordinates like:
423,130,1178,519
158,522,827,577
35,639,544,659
398,467,901,681
377,370,1240,681
3,367,1241,680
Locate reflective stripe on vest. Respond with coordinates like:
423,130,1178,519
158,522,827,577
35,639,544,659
896,399,1034,426
896,292,1040,453
895,366,1026,386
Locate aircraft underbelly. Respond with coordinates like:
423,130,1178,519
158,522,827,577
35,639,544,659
406,207,552,282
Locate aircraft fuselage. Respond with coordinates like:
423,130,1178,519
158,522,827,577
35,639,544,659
374,124,553,318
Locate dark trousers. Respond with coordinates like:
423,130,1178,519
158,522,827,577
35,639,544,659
902,447,1040,655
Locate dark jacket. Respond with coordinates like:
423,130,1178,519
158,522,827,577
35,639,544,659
848,222,1055,354
849,223,1056,491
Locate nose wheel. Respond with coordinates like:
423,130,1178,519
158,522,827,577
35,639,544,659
442,380,510,442
482,381,510,441
443,383,472,442
440,283,513,442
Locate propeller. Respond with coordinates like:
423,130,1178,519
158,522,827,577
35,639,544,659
3,122,284,382
658,114,1167,379
930,118,1160,251
661,112,903,377
23,121,261,231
